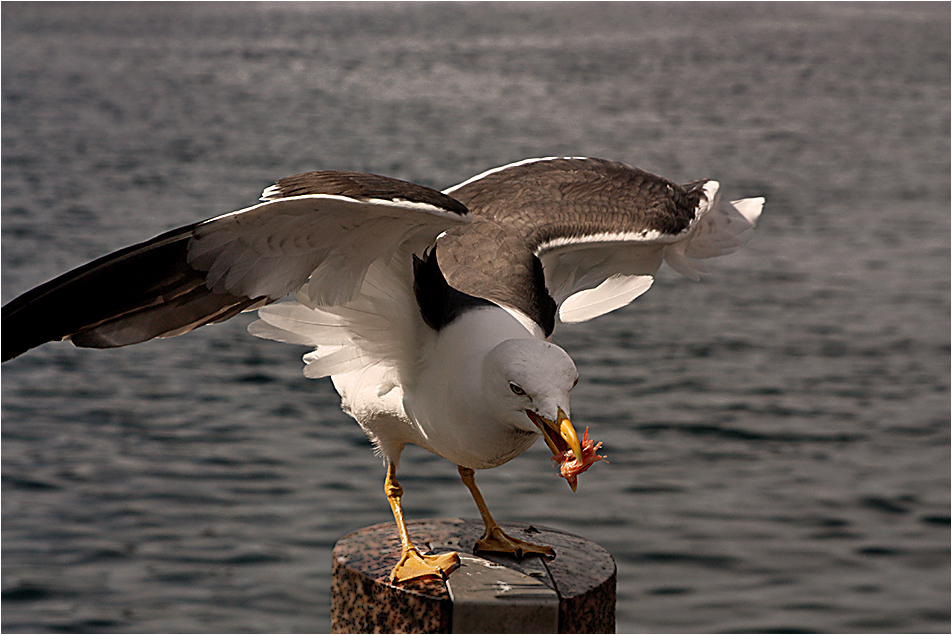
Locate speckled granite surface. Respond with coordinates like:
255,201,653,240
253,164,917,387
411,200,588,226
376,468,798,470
331,518,615,633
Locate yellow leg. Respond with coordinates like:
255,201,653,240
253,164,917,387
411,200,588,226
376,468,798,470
458,465,555,558
386,462,460,583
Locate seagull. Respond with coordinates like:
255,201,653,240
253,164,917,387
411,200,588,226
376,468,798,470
1,157,763,583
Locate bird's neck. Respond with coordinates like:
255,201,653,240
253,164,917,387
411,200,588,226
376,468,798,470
422,305,537,400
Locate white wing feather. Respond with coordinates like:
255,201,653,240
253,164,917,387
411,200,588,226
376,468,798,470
249,247,422,383
557,274,654,323
187,194,468,306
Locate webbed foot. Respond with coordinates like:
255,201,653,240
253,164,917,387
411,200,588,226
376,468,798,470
474,525,554,558
390,545,460,584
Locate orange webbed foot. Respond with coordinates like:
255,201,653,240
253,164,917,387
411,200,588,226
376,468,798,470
390,546,460,584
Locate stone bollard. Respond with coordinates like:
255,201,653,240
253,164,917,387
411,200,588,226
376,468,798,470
331,518,615,633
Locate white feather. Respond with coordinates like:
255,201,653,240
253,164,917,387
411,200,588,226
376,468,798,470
542,243,665,307
249,248,422,383
558,274,654,323
683,195,763,260
303,346,369,378
248,304,349,347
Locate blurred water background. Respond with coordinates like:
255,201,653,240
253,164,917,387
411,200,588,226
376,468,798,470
2,2,949,633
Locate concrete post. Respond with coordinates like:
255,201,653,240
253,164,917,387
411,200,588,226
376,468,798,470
331,518,615,633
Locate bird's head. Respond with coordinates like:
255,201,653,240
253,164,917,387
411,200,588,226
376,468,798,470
483,339,604,490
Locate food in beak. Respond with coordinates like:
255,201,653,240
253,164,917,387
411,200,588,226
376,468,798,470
527,409,606,491
551,427,606,492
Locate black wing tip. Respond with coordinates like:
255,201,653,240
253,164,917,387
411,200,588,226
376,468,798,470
0,217,262,363
3,291,63,362
2,310,64,362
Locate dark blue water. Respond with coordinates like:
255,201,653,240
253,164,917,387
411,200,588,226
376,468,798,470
2,3,949,632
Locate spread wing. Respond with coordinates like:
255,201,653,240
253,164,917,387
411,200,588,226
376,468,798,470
445,157,763,325
2,171,469,361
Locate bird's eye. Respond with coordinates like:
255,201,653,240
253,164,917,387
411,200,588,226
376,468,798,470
572,376,579,388
509,383,526,396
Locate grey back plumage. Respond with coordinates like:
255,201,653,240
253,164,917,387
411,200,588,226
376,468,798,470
435,219,557,336
447,157,707,254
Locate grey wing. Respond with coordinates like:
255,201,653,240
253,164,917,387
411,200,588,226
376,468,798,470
445,157,763,325
2,171,469,361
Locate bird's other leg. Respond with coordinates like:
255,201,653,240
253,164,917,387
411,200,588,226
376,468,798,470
458,465,554,558
386,461,460,583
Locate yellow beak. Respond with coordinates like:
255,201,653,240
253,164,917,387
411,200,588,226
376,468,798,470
537,408,584,491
